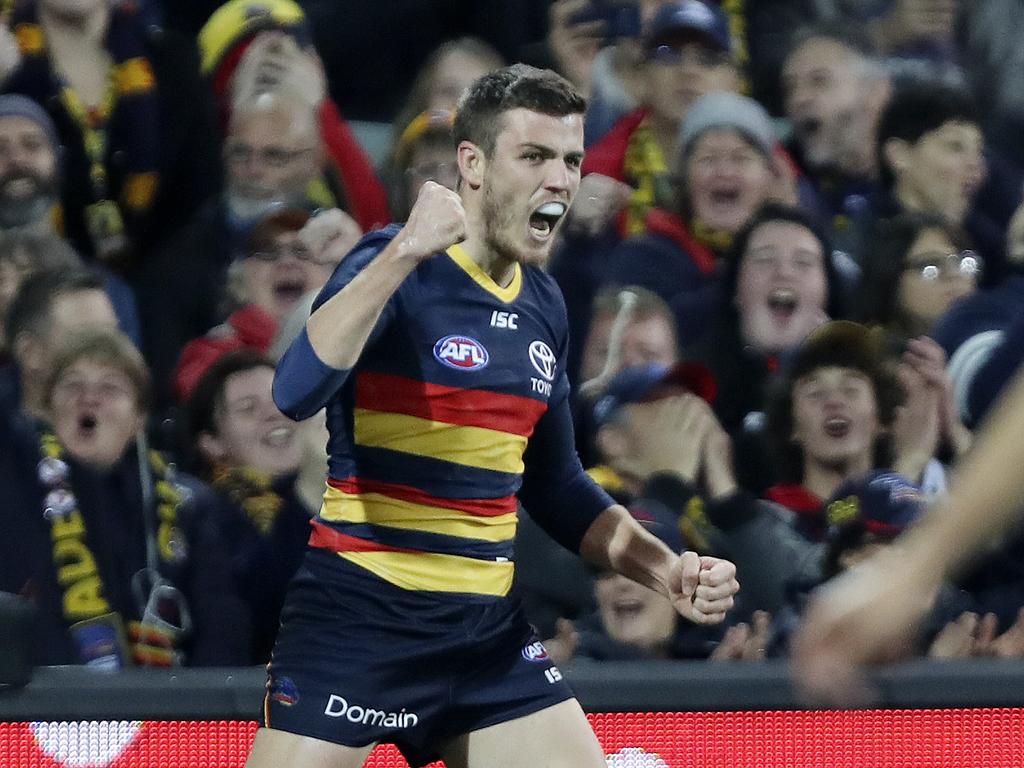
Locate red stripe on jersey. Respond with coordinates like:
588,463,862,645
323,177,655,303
308,519,419,554
327,476,518,517
355,371,548,437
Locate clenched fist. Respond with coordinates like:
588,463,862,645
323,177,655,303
398,181,467,262
669,552,738,626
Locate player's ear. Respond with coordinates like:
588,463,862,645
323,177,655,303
457,140,484,190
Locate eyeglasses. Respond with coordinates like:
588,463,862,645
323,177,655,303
225,143,314,169
646,44,731,67
246,243,316,263
904,250,982,281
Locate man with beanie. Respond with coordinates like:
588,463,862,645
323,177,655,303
0,94,62,232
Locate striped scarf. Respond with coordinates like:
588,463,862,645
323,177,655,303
8,1,160,257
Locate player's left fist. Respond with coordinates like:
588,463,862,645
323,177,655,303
669,552,738,625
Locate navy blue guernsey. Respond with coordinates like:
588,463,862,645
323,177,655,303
273,226,615,597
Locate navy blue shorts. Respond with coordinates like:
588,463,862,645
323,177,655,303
262,550,574,767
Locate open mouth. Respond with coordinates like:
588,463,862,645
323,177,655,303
767,289,798,321
528,202,567,240
77,412,98,439
273,277,307,305
261,424,294,448
4,177,38,198
613,598,646,620
823,417,851,439
709,188,741,206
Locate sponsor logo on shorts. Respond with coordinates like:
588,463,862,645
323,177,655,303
521,641,549,662
269,676,300,707
324,694,419,729
433,335,489,371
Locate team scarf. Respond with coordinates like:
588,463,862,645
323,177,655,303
10,1,160,250
211,465,284,535
621,117,674,237
39,432,188,666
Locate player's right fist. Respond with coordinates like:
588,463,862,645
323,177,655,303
398,181,467,262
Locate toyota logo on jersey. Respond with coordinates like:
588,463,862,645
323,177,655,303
529,340,556,381
434,335,490,371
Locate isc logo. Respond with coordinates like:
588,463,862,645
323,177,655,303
433,335,489,371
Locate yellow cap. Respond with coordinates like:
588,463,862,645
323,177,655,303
198,0,306,74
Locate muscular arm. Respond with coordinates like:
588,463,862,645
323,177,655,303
273,182,465,420
579,504,677,596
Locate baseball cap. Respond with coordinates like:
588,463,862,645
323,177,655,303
198,0,308,75
678,92,776,161
394,109,455,168
645,0,732,53
593,361,718,426
825,470,927,540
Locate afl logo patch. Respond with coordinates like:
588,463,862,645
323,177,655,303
529,340,556,381
521,641,549,662
434,335,490,371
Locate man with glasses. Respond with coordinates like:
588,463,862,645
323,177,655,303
134,88,362,416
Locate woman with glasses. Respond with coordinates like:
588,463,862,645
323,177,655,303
0,327,244,667
859,212,980,339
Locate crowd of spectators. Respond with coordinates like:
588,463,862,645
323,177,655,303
2,0,1024,671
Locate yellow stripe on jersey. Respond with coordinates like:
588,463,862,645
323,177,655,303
447,243,522,303
354,408,527,474
320,484,517,543
338,550,515,596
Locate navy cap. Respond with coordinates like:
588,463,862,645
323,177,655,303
593,361,717,426
825,470,926,540
645,0,732,53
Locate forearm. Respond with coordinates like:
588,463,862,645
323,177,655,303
579,505,677,598
306,236,417,370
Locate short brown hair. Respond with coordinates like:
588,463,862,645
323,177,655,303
45,327,151,412
453,64,586,156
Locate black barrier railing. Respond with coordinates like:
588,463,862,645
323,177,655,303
2,659,1024,721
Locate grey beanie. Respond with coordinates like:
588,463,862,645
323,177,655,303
0,94,61,152
678,91,775,160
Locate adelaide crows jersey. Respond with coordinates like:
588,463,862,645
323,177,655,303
273,226,613,599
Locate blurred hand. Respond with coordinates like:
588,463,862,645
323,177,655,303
231,31,326,111
298,208,362,269
567,173,632,237
893,361,941,483
975,608,1024,658
875,0,957,49
903,336,972,455
542,618,580,666
548,0,606,94
397,181,466,262
928,611,979,659
792,547,940,706
669,552,739,625
769,149,800,207
629,394,716,485
710,610,772,661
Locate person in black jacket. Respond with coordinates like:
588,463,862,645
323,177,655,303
1,0,222,268
0,326,246,667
